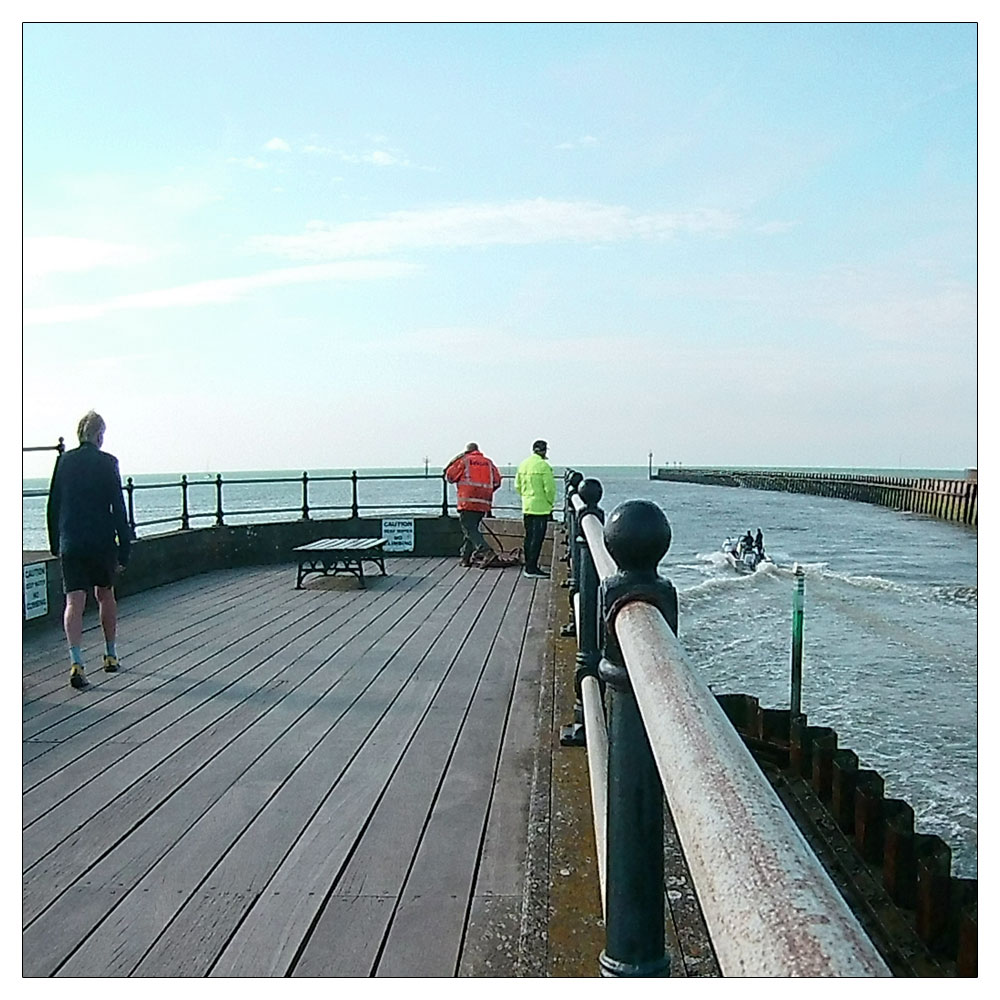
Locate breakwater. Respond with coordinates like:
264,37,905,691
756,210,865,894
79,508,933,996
652,468,977,528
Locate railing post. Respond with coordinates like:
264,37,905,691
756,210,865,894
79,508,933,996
180,474,190,530
57,436,65,455
301,471,310,520
560,471,584,635
441,473,449,516
597,500,676,978
561,478,604,748
350,470,359,518
790,563,806,718
125,477,136,534
215,474,224,526
563,470,584,591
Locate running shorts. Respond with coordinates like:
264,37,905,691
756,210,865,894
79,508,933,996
60,551,118,593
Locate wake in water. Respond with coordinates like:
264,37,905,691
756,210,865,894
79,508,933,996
655,507,977,877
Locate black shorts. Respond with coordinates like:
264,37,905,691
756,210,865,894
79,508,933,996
60,551,118,593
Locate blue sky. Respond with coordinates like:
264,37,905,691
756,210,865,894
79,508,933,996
21,20,978,476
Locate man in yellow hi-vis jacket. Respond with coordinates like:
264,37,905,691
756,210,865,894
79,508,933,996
514,439,556,578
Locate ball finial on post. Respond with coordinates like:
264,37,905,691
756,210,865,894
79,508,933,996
578,477,604,509
604,500,671,574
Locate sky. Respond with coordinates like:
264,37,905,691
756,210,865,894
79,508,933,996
19,17,979,477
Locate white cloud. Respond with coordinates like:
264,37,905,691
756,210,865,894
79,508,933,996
264,137,291,152
23,236,152,281
23,260,419,326
338,149,411,167
248,198,739,260
285,136,429,170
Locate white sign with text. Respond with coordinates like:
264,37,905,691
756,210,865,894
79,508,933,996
381,518,415,553
24,563,48,620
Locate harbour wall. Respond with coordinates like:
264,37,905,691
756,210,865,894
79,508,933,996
652,468,977,528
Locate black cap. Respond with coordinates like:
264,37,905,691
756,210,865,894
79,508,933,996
532,439,547,454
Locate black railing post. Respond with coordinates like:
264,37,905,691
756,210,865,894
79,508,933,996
597,499,676,978
215,474,224,526
301,471,310,520
125,477,136,534
560,471,584,635
351,470,359,518
560,477,604,748
441,473,449,516
563,470,584,591
180,474,190,530
57,436,65,455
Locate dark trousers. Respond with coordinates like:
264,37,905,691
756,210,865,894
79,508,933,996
458,510,488,560
523,514,549,572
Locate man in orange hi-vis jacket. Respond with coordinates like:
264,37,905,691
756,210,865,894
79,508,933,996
444,442,503,567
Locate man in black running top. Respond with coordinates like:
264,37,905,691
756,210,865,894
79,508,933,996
47,410,132,690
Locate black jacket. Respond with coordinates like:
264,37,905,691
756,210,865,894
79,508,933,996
46,443,132,565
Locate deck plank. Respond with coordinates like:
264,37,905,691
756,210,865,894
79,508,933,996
21,566,280,685
209,569,520,977
459,581,552,976
289,570,530,976
24,587,334,775
23,565,427,821
23,561,453,967
373,576,538,977
23,557,553,978
131,563,491,976
22,567,331,741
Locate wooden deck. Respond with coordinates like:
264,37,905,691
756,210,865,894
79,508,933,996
22,556,553,977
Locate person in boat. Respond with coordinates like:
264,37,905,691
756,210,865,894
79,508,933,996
742,529,754,555
46,410,132,690
755,528,764,555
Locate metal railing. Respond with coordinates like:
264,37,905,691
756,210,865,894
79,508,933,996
23,468,530,537
559,470,891,978
22,438,65,456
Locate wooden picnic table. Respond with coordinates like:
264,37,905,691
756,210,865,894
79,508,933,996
293,537,387,589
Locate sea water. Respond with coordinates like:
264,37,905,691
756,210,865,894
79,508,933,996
22,465,978,876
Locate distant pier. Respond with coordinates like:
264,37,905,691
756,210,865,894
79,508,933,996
650,468,977,528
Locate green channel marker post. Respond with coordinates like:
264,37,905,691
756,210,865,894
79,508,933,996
790,563,805,717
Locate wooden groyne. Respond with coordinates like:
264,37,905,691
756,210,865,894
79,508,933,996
715,693,977,977
651,468,977,528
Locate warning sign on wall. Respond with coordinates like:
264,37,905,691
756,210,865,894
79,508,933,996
381,518,415,552
24,563,48,620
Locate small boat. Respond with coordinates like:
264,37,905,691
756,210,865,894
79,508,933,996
722,536,772,574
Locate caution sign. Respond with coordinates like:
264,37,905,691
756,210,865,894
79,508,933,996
23,563,48,620
381,518,414,553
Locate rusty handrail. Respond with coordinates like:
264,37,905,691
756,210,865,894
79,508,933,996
564,473,891,977
617,601,890,976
